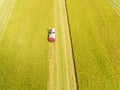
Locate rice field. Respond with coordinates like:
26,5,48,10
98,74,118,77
0,0,53,89
66,0,120,89
1,0,120,90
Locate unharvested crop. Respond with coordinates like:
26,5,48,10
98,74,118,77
66,0,120,89
0,0,53,90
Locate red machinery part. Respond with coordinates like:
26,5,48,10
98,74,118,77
49,37,55,42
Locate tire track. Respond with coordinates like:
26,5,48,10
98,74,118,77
58,0,70,89
48,0,57,90
49,0,77,89
62,0,77,89
48,43,56,90
60,0,77,89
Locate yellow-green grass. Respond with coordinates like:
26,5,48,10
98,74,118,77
66,0,120,89
0,0,53,90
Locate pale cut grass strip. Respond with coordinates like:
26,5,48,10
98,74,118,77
0,0,16,42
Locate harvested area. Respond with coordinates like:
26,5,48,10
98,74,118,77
48,0,77,89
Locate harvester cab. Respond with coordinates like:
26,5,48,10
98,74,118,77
48,28,56,42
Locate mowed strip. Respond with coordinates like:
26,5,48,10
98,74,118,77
108,0,120,14
59,0,77,89
49,0,77,89
0,0,16,41
66,0,120,90
0,0,53,90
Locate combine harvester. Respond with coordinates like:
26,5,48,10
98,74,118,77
48,28,56,42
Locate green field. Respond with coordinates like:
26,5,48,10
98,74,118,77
0,0,53,89
1,0,120,90
66,0,120,90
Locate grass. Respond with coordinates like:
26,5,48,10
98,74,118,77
66,0,120,89
0,0,53,90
